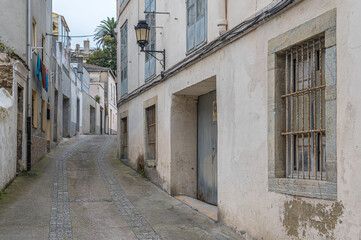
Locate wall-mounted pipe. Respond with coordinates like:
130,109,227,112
217,0,228,35
27,0,32,171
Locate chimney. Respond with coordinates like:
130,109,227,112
76,44,80,53
84,40,90,54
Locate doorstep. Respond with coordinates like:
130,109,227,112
175,195,218,221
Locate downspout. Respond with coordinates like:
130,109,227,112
26,0,32,171
217,0,228,35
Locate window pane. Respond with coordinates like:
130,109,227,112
187,5,195,26
197,0,205,17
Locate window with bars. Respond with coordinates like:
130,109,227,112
283,37,326,180
121,117,128,159
145,0,156,80
145,105,156,160
268,10,337,200
120,22,128,96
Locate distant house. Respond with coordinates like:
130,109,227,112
85,64,117,135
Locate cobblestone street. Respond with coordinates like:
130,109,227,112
0,135,243,240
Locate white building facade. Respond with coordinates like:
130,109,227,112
117,0,361,239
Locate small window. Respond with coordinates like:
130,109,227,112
120,22,128,96
145,105,156,160
32,90,37,128
42,35,45,60
187,0,207,52
145,0,156,80
120,117,128,159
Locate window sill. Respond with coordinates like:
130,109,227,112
145,159,157,168
268,177,336,200
186,40,208,56
145,73,156,82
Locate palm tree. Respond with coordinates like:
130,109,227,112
94,17,116,46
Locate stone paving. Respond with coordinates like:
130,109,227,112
50,141,83,240
0,135,244,240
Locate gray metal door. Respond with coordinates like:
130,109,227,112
198,90,217,205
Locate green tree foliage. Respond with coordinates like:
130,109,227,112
94,17,116,47
87,35,117,74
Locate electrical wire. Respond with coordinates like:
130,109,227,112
46,33,95,38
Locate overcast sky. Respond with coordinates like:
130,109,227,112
53,0,116,49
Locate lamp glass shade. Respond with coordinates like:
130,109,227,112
135,20,150,49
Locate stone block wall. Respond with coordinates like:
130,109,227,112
0,65,13,95
31,135,48,166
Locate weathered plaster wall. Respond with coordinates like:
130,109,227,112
70,69,83,136
170,95,198,198
0,53,28,184
118,0,361,239
0,88,16,190
334,0,361,238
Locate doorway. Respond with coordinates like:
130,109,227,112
53,90,58,142
100,109,103,135
63,96,70,137
197,90,217,205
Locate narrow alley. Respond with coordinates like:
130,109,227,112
0,135,242,240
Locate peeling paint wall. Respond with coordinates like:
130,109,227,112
0,88,16,190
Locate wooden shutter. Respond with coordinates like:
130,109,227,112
186,0,196,51
195,0,206,46
145,0,156,79
121,23,128,96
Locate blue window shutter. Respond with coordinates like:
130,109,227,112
121,22,128,96
187,0,196,51
145,0,156,80
195,0,206,46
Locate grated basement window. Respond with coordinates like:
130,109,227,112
146,105,156,160
282,36,326,180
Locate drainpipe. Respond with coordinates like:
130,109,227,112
26,0,32,171
217,0,228,35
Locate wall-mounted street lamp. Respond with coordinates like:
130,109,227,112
135,20,166,72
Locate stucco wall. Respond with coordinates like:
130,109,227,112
0,53,29,188
117,0,361,238
0,0,27,60
0,88,16,190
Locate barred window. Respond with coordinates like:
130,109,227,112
282,36,325,180
120,117,128,159
145,105,156,160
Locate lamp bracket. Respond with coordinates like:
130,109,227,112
30,47,44,60
141,49,166,72
144,11,170,15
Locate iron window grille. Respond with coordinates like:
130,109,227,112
146,105,156,160
282,36,326,180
